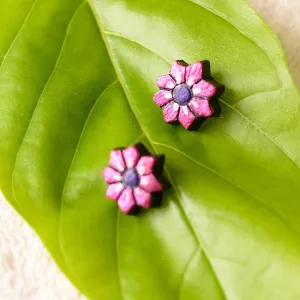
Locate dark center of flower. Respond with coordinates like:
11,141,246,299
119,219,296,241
173,84,192,104
123,169,140,187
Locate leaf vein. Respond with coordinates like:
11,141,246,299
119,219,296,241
219,98,300,169
185,0,283,88
60,78,119,206
11,0,87,205
177,246,200,300
0,0,38,71
153,141,300,240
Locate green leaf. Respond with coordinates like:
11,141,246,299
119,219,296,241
1,0,300,299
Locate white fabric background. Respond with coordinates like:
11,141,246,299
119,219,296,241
1,1,299,299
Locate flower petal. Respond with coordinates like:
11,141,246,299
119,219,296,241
156,74,176,90
153,90,173,107
178,105,197,129
140,174,163,192
192,80,217,98
123,146,140,168
102,167,122,184
170,61,186,84
106,183,124,200
163,102,179,123
189,98,213,117
118,188,136,214
136,156,156,175
109,149,126,172
186,61,206,86
134,187,151,208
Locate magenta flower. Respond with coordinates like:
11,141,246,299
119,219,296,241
102,144,165,215
153,60,224,130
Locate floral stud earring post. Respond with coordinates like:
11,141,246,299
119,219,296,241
153,60,225,130
102,143,165,215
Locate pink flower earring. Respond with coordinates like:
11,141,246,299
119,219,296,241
102,143,165,215
153,60,225,130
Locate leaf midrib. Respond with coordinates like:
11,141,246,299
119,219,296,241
87,1,229,299
1,1,207,298
87,0,300,298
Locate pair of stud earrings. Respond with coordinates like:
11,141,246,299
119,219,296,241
103,60,225,215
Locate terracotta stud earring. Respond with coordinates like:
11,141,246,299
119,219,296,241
153,60,225,130
102,143,166,215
